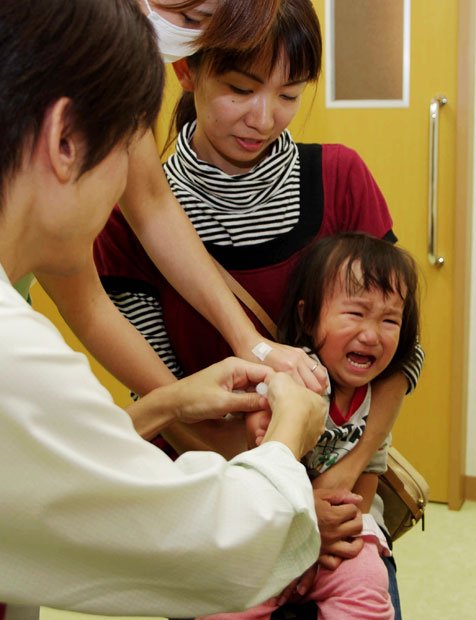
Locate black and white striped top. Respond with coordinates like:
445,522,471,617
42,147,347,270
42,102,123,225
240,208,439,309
108,123,423,392
163,122,301,246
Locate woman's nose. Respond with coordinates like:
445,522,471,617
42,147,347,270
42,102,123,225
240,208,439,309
245,95,274,134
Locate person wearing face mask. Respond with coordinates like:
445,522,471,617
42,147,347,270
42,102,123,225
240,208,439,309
35,0,329,401
0,1,328,618
142,0,203,63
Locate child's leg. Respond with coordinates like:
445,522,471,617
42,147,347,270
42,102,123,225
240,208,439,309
383,554,402,620
311,542,394,620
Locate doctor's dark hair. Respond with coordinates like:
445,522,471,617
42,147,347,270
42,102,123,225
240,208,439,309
277,232,421,380
168,0,321,143
0,0,163,201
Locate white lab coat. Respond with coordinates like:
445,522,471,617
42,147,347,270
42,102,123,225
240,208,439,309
0,265,319,618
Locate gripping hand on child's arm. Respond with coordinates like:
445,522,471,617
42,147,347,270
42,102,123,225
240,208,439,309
244,339,329,394
313,487,364,570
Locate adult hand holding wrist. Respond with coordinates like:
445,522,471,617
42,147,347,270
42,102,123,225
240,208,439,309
249,340,330,395
312,488,364,569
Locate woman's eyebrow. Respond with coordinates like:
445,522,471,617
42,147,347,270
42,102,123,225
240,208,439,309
232,69,307,87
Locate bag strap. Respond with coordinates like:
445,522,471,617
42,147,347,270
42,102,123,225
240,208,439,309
212,258,278,338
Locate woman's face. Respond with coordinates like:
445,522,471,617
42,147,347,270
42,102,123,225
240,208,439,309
145,0,217,28
191,55,307,175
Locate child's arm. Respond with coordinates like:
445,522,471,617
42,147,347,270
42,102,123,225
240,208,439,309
315,372,406,491
351,472,378,513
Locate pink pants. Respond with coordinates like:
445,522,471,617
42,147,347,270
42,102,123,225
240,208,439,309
199,542,394,620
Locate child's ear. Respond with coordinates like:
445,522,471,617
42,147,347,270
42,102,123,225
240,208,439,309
172,58,195,91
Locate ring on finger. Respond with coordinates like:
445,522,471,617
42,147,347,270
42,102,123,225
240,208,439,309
310,363,319,373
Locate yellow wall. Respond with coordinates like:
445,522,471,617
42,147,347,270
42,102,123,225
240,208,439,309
30,281,131,408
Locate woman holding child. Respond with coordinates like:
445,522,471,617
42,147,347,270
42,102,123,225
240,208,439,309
94,0,422,483
91,0,423,616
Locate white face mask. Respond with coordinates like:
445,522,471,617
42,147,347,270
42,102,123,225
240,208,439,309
144,0,201,63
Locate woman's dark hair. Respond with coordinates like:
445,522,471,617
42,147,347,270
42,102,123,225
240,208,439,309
0,0,164,201
161,0,280,51
277,232,421,380
168,0,322,144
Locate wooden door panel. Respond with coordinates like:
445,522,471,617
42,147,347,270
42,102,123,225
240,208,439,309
289,0,459,500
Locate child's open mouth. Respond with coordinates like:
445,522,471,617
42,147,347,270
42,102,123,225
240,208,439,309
346,352,375,369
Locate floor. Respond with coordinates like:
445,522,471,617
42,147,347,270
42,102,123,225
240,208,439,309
394,500,476,619
40,501,476,620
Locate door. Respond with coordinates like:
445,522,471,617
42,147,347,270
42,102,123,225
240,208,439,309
289,0,464,502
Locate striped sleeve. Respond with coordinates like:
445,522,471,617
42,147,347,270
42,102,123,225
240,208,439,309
402,342,425,394
107,290,184,394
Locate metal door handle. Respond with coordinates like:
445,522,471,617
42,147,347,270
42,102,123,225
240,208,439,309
428,95,447,267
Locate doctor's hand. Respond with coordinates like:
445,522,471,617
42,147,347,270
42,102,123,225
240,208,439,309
171,357,274,423
127,357,272,437
259,373,327,459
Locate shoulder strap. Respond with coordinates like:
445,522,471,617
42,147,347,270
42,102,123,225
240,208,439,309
212,258,278,339
296,142,323,212
211,144,322,339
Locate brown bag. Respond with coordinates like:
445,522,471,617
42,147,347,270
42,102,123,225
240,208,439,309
377,446,429,540
215,259,430,540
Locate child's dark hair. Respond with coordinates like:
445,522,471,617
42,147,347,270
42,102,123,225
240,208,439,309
168,0,321,147
277,232,420,379
0,0,164,203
